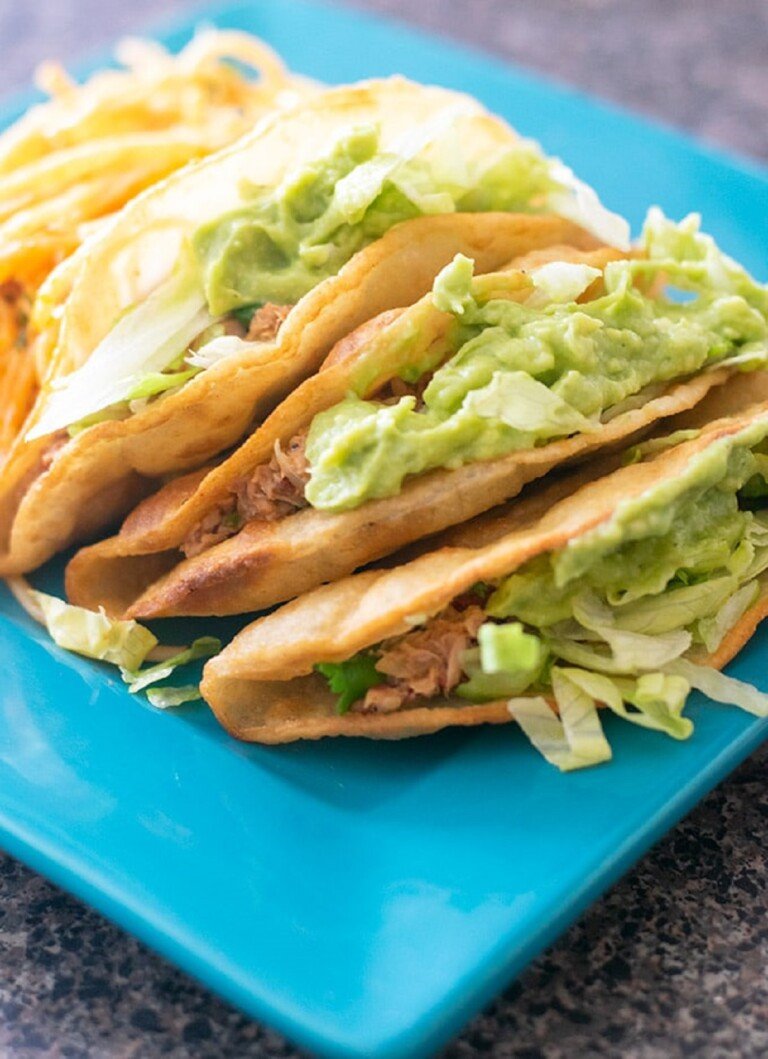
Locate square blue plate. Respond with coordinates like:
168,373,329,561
2,2,768,1057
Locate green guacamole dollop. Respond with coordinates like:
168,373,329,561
304,212,768,512
191,124,563,315
490,425,768,627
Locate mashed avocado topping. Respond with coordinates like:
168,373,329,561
304,212,768,511
192,122,574,314
30,106,631,440
490,423,768,631
316,421,768,769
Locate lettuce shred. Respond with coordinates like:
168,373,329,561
147,686,203,709
7,579,220,710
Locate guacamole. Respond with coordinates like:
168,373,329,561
490,423,768,631
191,123,565,314
32,105,631,441
304,214,768,512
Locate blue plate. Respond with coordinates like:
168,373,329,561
2,3,768,1057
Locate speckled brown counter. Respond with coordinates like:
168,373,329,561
2,2,768,1057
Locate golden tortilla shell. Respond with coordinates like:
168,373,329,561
200,398,768,742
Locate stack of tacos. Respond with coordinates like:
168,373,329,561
66,211,768,620
4,54,768,771
0,76,626,575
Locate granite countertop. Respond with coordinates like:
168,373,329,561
2,1,768,1056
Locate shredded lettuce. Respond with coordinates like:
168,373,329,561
663,658,768,717
507,673,611,772
120,636,221,693
510,661,694,768
185,335,250,370
478,621,544,674
605,578,736,635
561,667,693,740
571,592,692,669
27,263,213,440
629,673,694,738
506,696,576,769
527,261,601,308
316,653,381,714
147,686,203,709
26,588,157,669
434,256,601,315
7,579,218,710
638,208,768,314
124,367,201,402
462,371,596,436
547,638,632,675
551,669,613,767
698,581,760,654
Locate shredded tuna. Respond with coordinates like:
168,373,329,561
361,685,406,713
235,433,310,523
221,316,247,339
354,605,486,713
181,432,310,557
246,303,293,342
273,433,310,491
182,498,238,558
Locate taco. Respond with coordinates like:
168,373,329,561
200,399,768,767
0,75,624,574
67,210,768,618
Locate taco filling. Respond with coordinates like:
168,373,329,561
314,419,768,768
183,210,768,556
29,113,622,442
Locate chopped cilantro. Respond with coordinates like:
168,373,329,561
315,653,381,714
